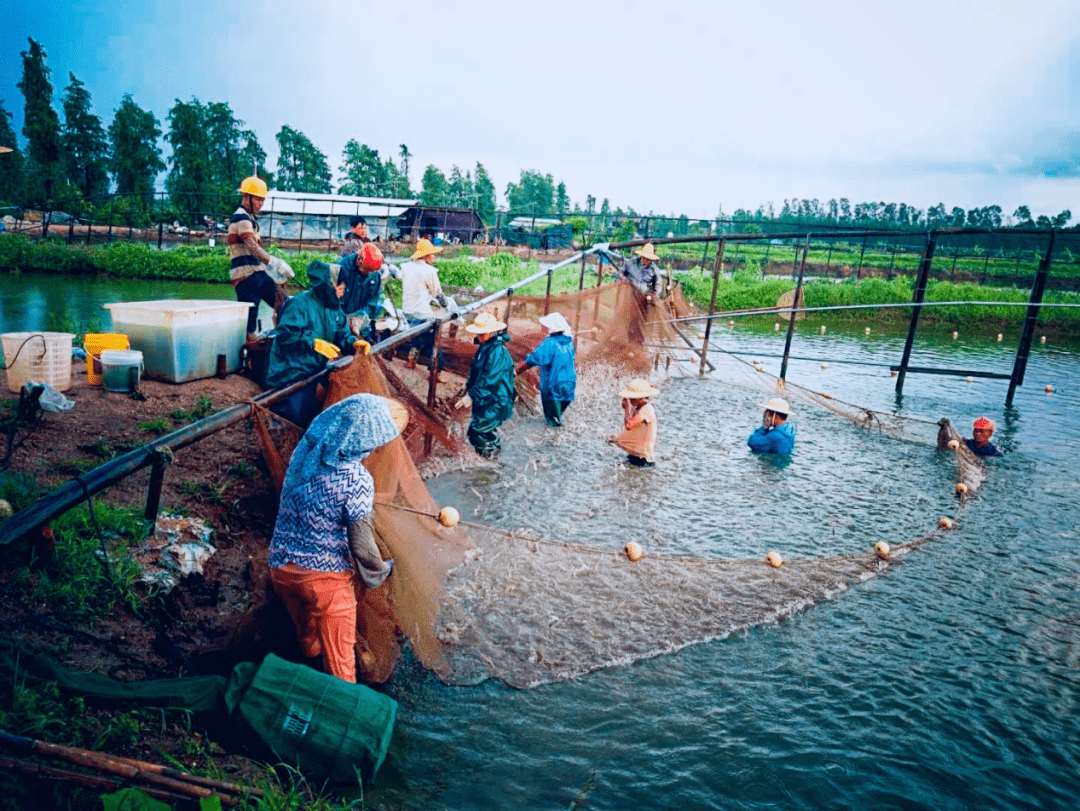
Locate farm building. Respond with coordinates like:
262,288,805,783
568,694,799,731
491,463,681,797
260,191,418,242
396,206,486,243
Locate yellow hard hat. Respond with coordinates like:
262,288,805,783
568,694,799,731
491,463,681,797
239,176,268,197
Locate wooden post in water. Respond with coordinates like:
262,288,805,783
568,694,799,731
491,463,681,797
424,323,442,455
1006,229,1055,407
779,235,809,382
698,236,725,376
894,231,938,394
573,250,587,350
544,265,553,315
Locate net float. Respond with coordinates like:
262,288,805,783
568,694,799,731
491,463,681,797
438,506,460,527
728,319,735,327
873,541,890,559
938,517,955,529
890,370,898,377
1040,335,1046,344
765,550,784,568
955,483,968,494
625,541,644,562
865,327,871,335
997,333,1003,342
0,499,11,519
965,376,974,383
947,439,960,450
820,326,827,334
821,363,828,370
1045,384,1054,393
774,323,780,331
952,331,958,339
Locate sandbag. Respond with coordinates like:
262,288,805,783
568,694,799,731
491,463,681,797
224,653,396,784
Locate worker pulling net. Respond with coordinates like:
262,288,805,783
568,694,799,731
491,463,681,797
252,267,983,688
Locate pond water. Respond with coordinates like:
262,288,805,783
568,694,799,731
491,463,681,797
3,274,1078,809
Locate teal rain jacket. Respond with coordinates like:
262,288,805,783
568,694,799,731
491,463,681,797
524,332,576,402
465,331,516,433
338,252,382,325
265,261,351,390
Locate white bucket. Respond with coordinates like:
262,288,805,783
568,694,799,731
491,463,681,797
1,332,75,393
100,348,144,393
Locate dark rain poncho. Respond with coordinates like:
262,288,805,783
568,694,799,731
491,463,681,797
465,331,515,455
338,252,382,327
265,261,352,390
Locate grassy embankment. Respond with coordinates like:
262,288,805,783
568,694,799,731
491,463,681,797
2,234,1078,333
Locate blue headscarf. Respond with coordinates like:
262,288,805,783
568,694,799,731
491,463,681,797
283,393,400,488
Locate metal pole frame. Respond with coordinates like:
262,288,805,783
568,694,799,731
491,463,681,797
1006,229,1056,406
779,235,810,381
894,231,938,394
698,236,725,376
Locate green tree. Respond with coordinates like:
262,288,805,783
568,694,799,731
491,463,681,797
0,101,25,204
1052,210,1072,228
165,98,213,221
238,129,270,186
17,38,62,205
399,144,411,188
61,73,109,202
108,94,163,205
556,181,568,219
205,102,250,199
419,164,447,206
446,165,473,207
474,162,496,223
275,125,331,193
339,139,387,196
1012,205,1033,227
505,169,554,218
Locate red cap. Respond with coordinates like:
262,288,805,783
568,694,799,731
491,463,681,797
360,242,383,272
973,417,994,431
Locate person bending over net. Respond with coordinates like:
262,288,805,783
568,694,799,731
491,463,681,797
523,312,576,427
747,397,796,454
609,378,660,467
268,394,407,683
456,311,515,458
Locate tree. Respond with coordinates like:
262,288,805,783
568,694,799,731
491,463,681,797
1012,205,1033,227
505,169,554,218
108,94,163,205
17,38,62,205
419,164,447,206
61,73,109,202
0,101,25,204
205,102,249,197
238,129,270,186
275,125,331,193
339,140,387,196
585,195,595,216
1052,210,1072,228
446,164,473,207
399,144,411,188
165,98,214,220
474,162,496,223
556,181,568,219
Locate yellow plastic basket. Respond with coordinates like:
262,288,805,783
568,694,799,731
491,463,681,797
84,333,130,385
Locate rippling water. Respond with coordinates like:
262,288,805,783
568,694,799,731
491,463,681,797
376,324,1080,810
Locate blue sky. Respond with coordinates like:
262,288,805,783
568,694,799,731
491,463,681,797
2,0,1077,221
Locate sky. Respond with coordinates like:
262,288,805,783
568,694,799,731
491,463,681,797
1,0,1078,221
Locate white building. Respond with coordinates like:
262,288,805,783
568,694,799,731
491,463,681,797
260,191,418,242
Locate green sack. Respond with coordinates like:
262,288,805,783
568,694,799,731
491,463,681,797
224,654,396,785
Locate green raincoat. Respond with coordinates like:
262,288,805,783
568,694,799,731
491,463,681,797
265,261,351,390
465,331,515,456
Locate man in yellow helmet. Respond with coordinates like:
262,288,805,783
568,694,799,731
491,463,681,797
229,176,279,339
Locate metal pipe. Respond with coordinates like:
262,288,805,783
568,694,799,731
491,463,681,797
779,235,809,381
895,232,938,394
1007,229,1056,406
699,237,725,376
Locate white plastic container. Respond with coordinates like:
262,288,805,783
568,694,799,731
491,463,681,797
1,331,74,393
100,349,144,393
104,300,251,383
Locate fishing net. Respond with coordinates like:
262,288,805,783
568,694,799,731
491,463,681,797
253,274,983,688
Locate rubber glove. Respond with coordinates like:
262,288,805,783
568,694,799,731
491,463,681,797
313,338,341,360
354,339,371,355
455,394,472,410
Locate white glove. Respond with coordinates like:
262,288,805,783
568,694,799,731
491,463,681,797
455,394,472,410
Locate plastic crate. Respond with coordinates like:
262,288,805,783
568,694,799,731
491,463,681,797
84,332,130,385
1,332,74,393
104,300,251,383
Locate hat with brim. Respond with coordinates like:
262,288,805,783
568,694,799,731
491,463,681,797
411,238,443,260
465,311,507,334
538,312,572,335
620,378,660,399
635,242,660,261
759,396,793,416
383,397,409,433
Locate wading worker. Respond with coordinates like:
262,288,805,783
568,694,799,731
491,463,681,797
269,393,406,683
339,243,384,344
343,215,370,254
620,242,660,298
610,378,660,467
229,176,284,339
523,311,576,427
747,397,796,454
456,311,515,458
265,260,356,428
967,416,1004,457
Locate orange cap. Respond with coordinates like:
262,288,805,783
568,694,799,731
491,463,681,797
360,242,383,271
973,417,994,431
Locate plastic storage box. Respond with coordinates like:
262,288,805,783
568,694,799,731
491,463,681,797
104,300,251,383
1,332,74,393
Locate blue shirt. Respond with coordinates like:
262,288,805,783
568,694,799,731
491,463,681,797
965,438,1003,457
525,333,576,401
748,422,796,454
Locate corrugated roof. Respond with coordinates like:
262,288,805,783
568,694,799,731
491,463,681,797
262,191,418,217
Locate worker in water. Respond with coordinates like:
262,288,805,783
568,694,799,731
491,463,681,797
343,215,370,254
339,243,385,344
457,311,515,458
747,397,796,454
265,260,358,427
269,393,406,683
523,311,576,427
966,416,1004,457
609,378,659,467
399,237,449,363
229,176,287,339
620,242,660,298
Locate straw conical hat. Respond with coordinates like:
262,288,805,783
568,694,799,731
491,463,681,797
619,378,660,399
465,311,507,334
635,243,660,261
